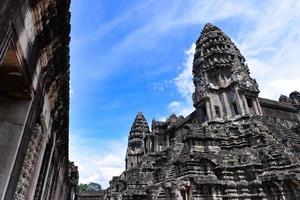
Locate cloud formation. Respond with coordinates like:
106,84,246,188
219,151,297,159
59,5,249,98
70,0,300,189
239,0,300,99
170,44,195,116
69,131,127,188
171,0,300,117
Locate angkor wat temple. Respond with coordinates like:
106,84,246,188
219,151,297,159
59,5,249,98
0,0,78,200
103,24,300,199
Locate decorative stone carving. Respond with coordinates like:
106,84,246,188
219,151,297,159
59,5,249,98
290,91,300,105
14,124,43,200
279,95,292,103
102,23,300,200
0,1,75,199
126,112,150,170
279,91,300,110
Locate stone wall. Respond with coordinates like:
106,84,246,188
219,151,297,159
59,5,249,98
78,191,104,200
0,0,77,200
260,97,300,127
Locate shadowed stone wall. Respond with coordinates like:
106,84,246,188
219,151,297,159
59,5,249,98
0,0,78,200
0,97,31,199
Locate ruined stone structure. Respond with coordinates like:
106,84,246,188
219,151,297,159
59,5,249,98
104,23,300,199
78,191,104,200
0,0,78,200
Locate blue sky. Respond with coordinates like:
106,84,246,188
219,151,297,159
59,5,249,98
69,0,300,188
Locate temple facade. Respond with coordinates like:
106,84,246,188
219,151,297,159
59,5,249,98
0,0,78,200
104,24,300,199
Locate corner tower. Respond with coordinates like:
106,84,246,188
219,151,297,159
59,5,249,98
125,112,150,170
193,23,262,122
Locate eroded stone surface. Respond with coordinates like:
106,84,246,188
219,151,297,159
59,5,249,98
103,23,300,200
0,1,78,200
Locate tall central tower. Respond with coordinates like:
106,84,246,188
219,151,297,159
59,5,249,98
193,23,262,122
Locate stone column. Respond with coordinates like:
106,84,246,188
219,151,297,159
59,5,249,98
236,90,245,115
154,136,158,152
166,134,169,148
242,95,250,114
14,124,43,200
206,101,212,120
252,99,260,115
255,98,263,115
222,92,232,117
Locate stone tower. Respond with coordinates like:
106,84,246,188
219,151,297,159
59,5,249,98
104,23,300,200
193,23,262,122
125,112,150,170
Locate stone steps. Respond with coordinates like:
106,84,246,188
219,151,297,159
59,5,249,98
165,165,176,182
156,190,167,199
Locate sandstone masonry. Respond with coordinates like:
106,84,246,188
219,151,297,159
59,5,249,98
0,1,78,200
103,23,300,200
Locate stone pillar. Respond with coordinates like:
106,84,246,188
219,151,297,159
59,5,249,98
255,98,263,115
236,90,245,115
38,133,57,200
252,99,260,115
222,92,232,117
242,95,250,114
166,134,169,148
154,136,158,152
152,137,155,152
14,124,43,200
206,101,212,120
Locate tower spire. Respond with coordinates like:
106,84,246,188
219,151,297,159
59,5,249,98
193,23,261,122
125,112,150,170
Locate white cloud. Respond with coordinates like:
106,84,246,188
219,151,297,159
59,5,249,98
169,0,300,115
156,116,167,122
174,44,195,100
168,44,195,117
112,0,257,55
69,131,127,188
239,0,300,100
70,0,300,190
246,58,273,78
260,79,300,100
153,80,173,92
240,1,300,55
168,101,181,109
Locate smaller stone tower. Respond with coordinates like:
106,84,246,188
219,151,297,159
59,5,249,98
193,23,262,122
125,112,150,170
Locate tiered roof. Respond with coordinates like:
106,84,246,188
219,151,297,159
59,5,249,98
193,23,245,73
